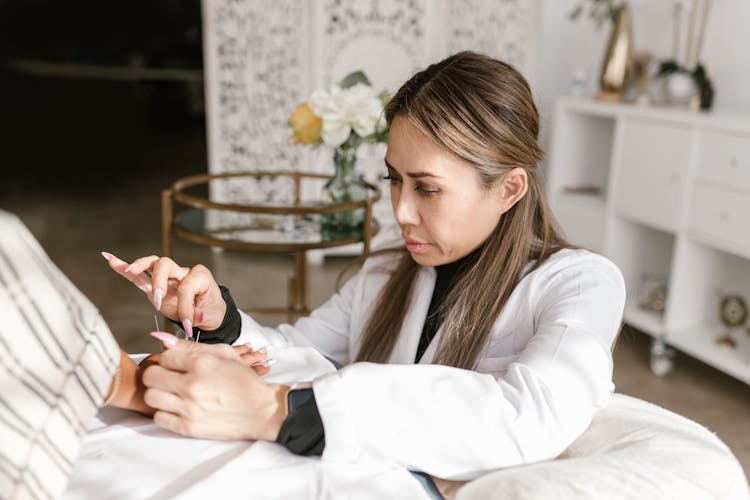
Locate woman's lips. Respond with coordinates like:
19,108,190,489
403,236,430,253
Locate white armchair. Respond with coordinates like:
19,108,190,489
449,394,748,499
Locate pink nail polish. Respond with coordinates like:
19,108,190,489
150,331,178,346
260,358,277,367
182,319,193,339
124,264,135,273
153,287,164,311
101,251,113,261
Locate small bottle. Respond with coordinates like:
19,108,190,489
570,67,587,97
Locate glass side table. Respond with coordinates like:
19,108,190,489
161,171,381,322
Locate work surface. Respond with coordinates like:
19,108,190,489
63,347,430,500
62,345,749,500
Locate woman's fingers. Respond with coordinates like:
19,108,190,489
156,340,238,372
103,253,224,332
234,344,274,375
102,252,153,293
232,344,252,355
175,265,225,331
122,255,160,275
250,365,271,377
142,363,188,393
143,387,184,415
152,410,190,437
239,350,267,366
149,257,190,311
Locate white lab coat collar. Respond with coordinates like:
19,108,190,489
388,265,437,364
386,256,540,365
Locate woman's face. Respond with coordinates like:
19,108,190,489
384,115,524,267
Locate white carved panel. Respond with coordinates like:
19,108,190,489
442,0,537,80
202,0,539,252
202,0,313,206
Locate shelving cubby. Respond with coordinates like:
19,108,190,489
546,104,617,253
607,217,675,336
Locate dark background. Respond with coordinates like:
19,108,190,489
0,0,205,198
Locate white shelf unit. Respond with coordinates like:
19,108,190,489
546,97,750,385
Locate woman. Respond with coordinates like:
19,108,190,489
106,51,625,479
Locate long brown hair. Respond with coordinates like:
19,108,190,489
355,51,571,370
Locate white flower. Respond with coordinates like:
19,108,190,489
309,83,384,147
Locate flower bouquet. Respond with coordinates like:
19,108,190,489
290,71,389,238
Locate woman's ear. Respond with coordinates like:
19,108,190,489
495,167,528,213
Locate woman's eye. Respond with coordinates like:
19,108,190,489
415,185,439,197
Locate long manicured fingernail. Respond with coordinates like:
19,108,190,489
101,251,113,261
182,319,193,339
258,347,267,355
153,287,164,311
260,358,277,367
150,331,178,346
123,263,135,273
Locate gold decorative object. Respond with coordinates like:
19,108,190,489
715,294,749,348
597,3,634,102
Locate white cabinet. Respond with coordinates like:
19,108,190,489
546,97,750,385
614,119,692,233
689,184,750,256
698,129,750,190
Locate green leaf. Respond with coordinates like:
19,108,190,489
339,71,371,89
656,59,682,77
692,64,710,88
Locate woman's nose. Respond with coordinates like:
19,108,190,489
393,189,420,227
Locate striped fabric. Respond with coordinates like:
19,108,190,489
0,211,120,500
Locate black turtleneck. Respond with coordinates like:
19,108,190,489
415,246,482,362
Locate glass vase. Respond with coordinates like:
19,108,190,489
320,146,367,239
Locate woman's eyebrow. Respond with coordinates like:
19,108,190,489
384,159,442,179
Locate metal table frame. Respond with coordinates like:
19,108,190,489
161,171,381,322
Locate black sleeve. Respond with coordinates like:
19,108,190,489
276,395,325,456
168,286,242,345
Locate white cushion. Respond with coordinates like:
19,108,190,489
455,394,749,499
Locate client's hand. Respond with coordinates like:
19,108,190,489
101,252,225,335
106,350,155,416
139,343,272,377
142,336,288,442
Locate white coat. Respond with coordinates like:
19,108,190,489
235,248,626,481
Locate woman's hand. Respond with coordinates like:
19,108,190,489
141,338,288,441
102,252,226,333
139,343,273,377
